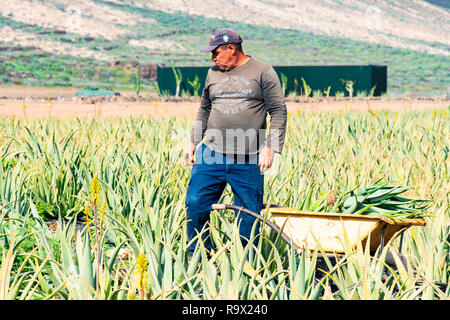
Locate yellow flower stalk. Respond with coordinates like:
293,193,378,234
99,202,107,225
135,252,150,300
83,205,95,248
83,205,91,225
136,253,149,275
90,175,101,207
98,202,107,249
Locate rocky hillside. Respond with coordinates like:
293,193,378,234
0,0,448,95
133,0,449,56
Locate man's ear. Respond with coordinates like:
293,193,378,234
229,44,236,54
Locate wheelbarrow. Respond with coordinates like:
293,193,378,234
211,203,426,255
211,203,446,292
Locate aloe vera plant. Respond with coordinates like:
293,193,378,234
0,108,448,300
337,182,431,218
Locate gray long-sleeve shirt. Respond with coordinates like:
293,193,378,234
190,57,287,155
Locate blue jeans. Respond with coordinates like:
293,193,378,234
185,144,264,254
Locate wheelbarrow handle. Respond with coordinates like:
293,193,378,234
211,204,226,210
211,203,281,210
211,203,299,251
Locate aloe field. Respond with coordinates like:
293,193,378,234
0,106,449,300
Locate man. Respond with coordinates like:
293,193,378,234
182,28,287,255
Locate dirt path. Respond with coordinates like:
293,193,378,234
0,86,448,118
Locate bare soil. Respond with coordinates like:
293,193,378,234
0,86,448,118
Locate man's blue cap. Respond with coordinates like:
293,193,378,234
201,28,243,53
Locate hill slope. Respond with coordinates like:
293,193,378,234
131,0,449,56
0,0,448,96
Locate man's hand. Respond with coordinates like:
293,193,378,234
259,146,274,172
182,142,196,166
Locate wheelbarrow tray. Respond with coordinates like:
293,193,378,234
267,207,426,254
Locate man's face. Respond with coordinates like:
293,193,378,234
211,45,235,71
